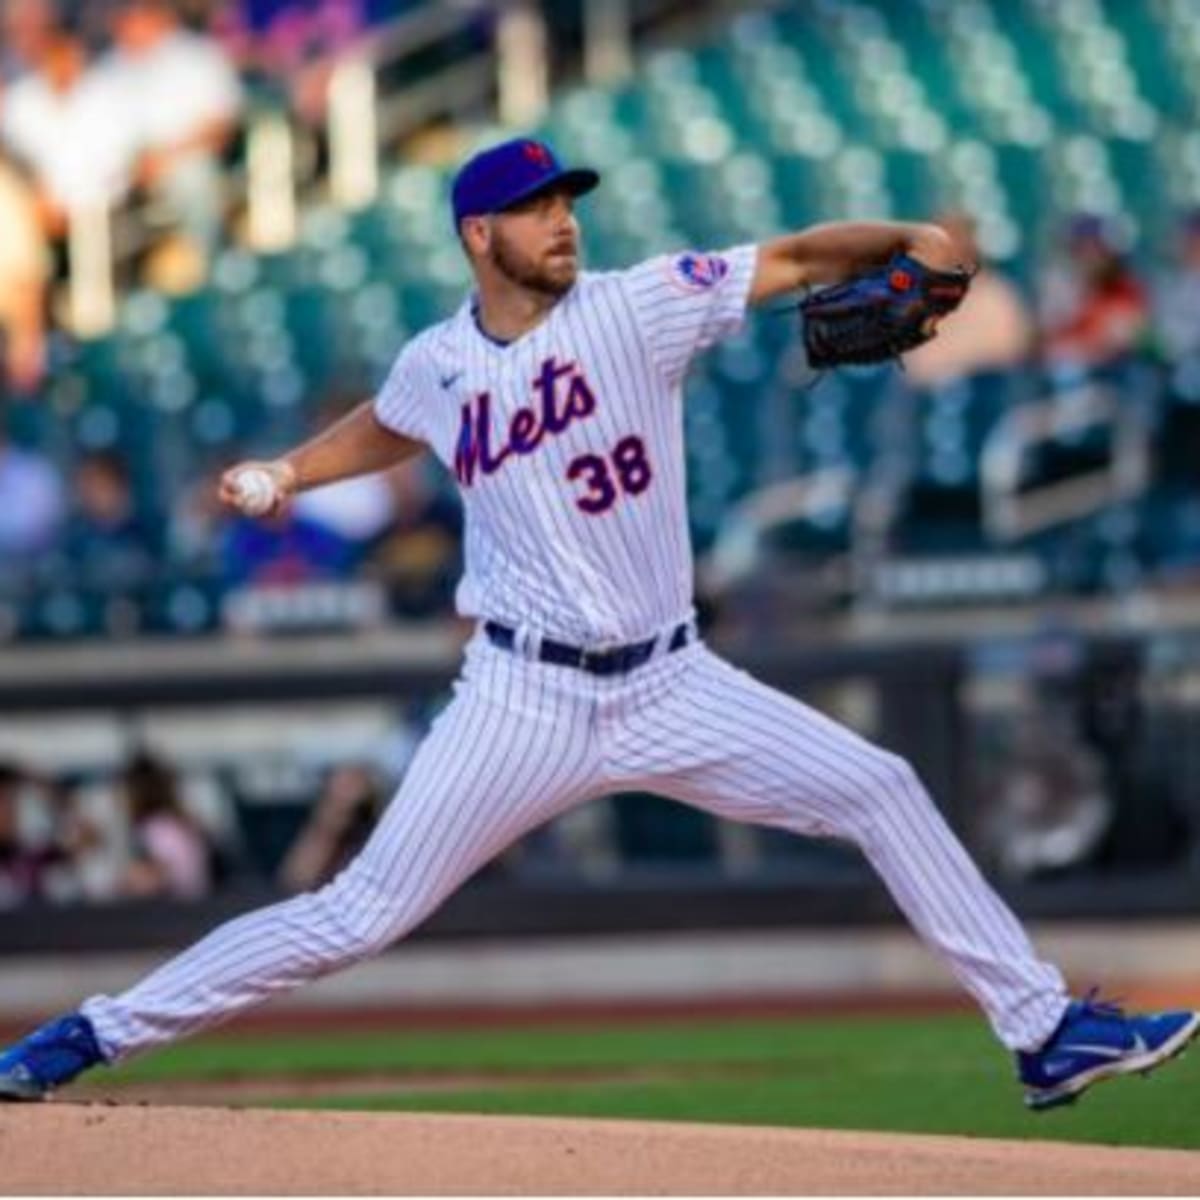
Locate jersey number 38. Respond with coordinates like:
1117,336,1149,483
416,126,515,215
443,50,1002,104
566,436,653,515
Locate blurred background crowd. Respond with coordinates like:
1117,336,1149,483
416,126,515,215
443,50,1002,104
0,0,409,394
2,0,1200,921
0,0,467,625
3,0,1200,633
0,749,397,907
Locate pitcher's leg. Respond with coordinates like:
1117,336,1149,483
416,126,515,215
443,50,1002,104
616,647,1068,1052
82,661,600,1060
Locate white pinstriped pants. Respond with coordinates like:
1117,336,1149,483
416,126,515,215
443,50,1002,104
83,631,1069,1058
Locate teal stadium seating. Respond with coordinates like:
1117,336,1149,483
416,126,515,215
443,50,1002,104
6,0,1200,637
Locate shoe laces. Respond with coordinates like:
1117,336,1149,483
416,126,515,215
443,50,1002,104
1076,986,1127,1021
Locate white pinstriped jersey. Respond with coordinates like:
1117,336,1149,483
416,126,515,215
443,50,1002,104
374,244,758,643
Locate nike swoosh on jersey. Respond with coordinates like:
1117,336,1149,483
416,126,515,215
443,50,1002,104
439,371,464,389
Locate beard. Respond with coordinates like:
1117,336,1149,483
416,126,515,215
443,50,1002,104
489,226,577,297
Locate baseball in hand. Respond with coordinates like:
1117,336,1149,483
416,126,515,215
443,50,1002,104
230,466,279,516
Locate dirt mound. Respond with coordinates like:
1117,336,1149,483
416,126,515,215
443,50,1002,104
1,1104,1198,1195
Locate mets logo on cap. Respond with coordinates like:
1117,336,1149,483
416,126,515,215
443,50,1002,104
667,251,730,292
522,141,552,167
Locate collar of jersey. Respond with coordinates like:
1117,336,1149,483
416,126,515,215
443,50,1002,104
466,283,579,352
470,300,514,348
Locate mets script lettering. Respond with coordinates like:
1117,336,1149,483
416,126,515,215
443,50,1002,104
454,356,598,486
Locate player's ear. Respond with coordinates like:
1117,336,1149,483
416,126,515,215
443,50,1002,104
460,215,489,260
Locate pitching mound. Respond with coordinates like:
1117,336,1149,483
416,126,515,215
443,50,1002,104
2,1105,1199,1195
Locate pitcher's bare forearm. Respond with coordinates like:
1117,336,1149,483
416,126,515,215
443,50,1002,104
282,402,423,492
749,221,969,305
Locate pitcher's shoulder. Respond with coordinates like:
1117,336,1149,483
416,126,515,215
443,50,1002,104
568,266,650,320
575,265,637,296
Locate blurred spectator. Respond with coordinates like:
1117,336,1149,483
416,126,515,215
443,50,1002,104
0,0,59,84
294,464,397,560
978,708,1111,880
173,440,397,587
1154,210,1200,365
119,751,214,899
371,457,461,584
104,0,243,263
1,26,138,245
0,416,66,565
0,761,61,907
62,450,159,586
172,449,327,586
905,212,1034,387
277,762,383,891
220,393,409,587
1038,215,1149,372
212,1,374,125
221,507,360,586
168,452,231,568
216,0,370,68
53,774,126,902
0,152,49,394
291,392,397,552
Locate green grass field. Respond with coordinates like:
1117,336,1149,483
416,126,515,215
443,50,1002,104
99,1013,1200,1151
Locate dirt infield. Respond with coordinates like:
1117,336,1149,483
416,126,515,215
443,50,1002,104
2,1105,1199,1195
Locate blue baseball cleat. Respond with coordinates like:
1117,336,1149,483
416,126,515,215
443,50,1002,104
0,1013,106,1101
1018,991,1200,1111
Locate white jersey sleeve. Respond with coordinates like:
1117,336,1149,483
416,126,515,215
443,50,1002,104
620,244,758,384
373,339,430,442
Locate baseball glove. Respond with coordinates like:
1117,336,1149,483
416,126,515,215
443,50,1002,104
798,253,974,369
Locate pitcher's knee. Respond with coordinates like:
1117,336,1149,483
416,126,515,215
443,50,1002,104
337,904,406,962
880,751,928,799
308,869,423,964
846,750,932,829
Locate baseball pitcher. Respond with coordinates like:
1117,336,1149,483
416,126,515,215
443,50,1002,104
1,139,1194,1111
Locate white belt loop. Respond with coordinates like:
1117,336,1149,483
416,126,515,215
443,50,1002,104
514,624,539,661
674,616,697,656
654,616,694,663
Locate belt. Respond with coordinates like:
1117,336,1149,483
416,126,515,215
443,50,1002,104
483,620,691,676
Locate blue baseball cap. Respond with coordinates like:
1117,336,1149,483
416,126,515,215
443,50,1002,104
451,138,600,228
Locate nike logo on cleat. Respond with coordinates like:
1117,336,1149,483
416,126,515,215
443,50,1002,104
1054,1033,1148,1062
